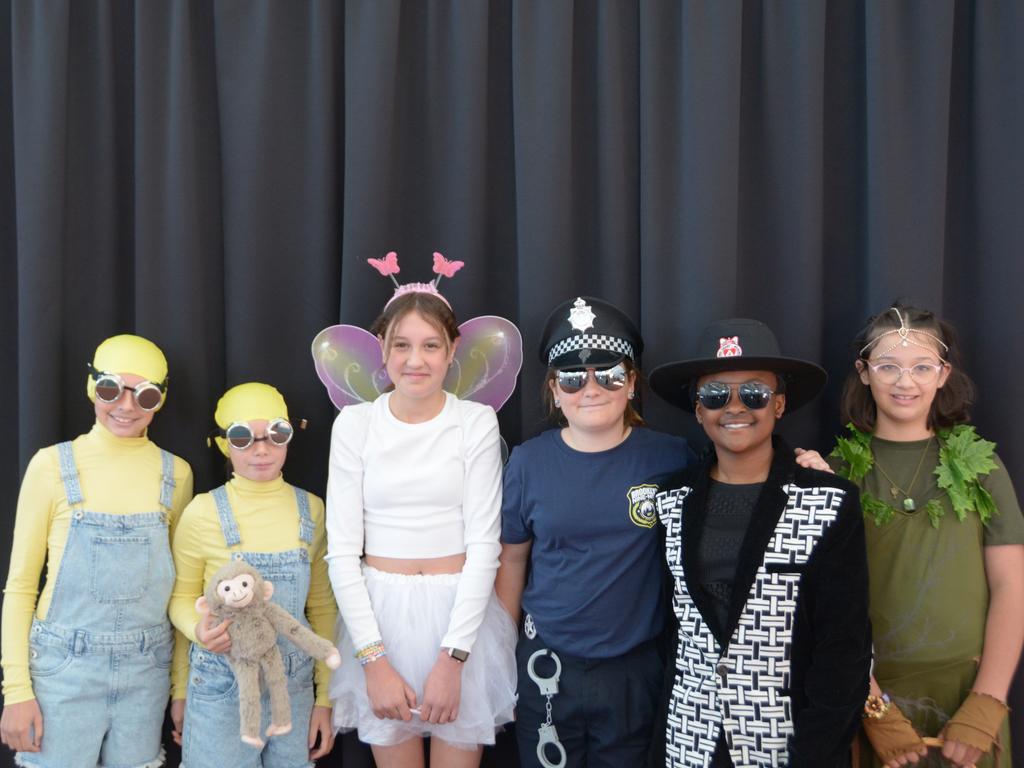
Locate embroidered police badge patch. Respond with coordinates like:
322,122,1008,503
626,484,659,528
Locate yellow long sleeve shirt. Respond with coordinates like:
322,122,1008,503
1,422,194,704
169,474,337,706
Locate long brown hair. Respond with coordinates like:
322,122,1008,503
840,303,974,432
542,359,647,428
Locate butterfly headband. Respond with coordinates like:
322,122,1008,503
860,307,950,359
368,251,464,309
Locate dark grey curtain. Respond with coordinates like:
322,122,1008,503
3,2,1023,766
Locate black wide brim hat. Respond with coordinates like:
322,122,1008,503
540,296,644,370
649,318,827,412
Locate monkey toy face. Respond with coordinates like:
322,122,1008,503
197,560,275,617
217,574,258,609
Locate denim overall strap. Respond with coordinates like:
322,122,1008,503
159,449,175,511
211,485,242,547
295,487,314,545
56,441,84,506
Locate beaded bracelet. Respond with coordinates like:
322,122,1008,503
355,640,386,666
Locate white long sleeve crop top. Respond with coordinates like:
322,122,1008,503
325,391,503,652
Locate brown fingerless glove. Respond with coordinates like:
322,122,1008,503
942,691,1009,753
861,701,926,761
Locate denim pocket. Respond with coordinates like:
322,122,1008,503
29,641,74,678
91,536,149,602
148,640,174,670
189,655,237,700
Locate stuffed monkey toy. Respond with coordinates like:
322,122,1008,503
196,560,342,747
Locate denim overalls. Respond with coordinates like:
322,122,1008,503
182,485,317,768
19,442,176,768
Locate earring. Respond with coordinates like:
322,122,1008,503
627,391,635,400
554,398,561,408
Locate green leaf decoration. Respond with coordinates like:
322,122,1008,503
935,425,998,525
862,491,895,526
834,423,999,528
925,499,944,529
830,424,874,482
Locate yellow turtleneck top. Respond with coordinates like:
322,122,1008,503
2,422,194,705
169,474,336,706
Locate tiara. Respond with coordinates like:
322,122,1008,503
860,307,950,359
367,251,464,309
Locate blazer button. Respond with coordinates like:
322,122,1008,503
716,663,728,684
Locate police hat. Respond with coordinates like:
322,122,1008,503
539,297,644,370
649,318,826,412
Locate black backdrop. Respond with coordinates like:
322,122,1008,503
3,2,1023,766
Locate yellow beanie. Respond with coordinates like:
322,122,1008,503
87,334,169,407
212,383,289,456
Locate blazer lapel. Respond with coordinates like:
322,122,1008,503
723,437,796,640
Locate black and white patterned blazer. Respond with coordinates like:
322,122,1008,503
651,439,871,768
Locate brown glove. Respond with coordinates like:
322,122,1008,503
942,691,1009,753
861,701,927,761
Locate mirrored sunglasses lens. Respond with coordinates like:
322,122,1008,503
697,384,731,410
135,385,162,411
738,383,773,409
95,378,122,403
557,371,586,393
226,425,254,449
268,421,293,445
594,365,627,390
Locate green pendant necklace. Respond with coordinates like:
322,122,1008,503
870,437,931,512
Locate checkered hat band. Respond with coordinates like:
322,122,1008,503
547,334,634,364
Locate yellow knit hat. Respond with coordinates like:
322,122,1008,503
212,383,289,456
87,334,169,407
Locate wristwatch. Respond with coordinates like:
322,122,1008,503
446,647,470,663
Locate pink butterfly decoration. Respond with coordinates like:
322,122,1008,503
432,252,464,279
367,251,400,277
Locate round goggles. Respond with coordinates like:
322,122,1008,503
89,365,166,411
696,381,775,411
555,363,628,394
220,418,294,450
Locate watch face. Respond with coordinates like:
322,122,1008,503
448,647,470,662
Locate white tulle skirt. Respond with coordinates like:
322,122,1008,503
330,565,518,749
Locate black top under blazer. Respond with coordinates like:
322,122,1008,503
650,437,872,768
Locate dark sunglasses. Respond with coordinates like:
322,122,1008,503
89,364,166,411
556,363,628,394
696,381,775,410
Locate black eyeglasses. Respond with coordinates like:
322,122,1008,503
696,381,775,410
555,363,628,394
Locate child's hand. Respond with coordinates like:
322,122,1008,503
794,447,834,473
0,699,44,752
419,650,463,725
195,612,233,654
363,657,416,720
308,705,335,759
170,699,185,746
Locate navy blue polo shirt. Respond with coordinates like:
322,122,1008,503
502,427,694,658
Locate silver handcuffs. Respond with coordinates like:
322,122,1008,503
527,643,566,768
